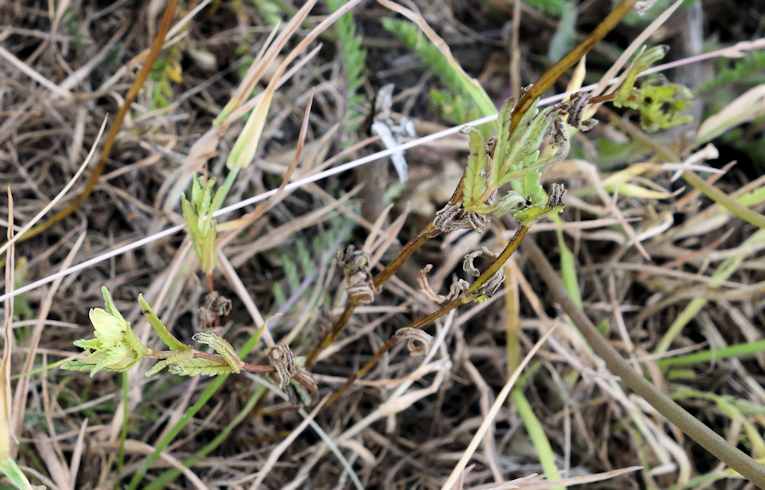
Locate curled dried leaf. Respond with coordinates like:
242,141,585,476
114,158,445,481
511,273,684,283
475,270,504,302
418,264,447,303
564,92,598,132
267,343,317,406
447,276,470,302
547,182,568,209
433,202,489,233
337,245,376,304
199,291,233,329
268,343,297,391
462,248,496,278
393,327,433,356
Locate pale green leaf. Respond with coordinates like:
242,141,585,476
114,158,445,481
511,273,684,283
463,129,488,210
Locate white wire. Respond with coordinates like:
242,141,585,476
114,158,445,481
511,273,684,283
3,47,761,302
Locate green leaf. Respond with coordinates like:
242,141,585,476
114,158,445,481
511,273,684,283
489,191,526,216
138,294,188,352
463,129,488,211
193,332,243,373
614,45,668,108
0,458,33,490
492,98,524,177
327,0,368,137
382,17,495,131
547,1,577,63
168,357,234,377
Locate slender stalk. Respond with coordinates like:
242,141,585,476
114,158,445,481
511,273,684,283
20,0,179,241
511,389,563,489
117,372,129,471
143,349,275,374
145,385,268,490
522,238,765,487
305,193,453,368
326,225,529,406
307,0,636,368
658,339,765,369
682,171,765,230
509,0,637,132
505,261,563,489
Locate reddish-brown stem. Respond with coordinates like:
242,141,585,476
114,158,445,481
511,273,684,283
508,0,637,132
305,180,463,368
206,272,215,293
309,0,635,370
326,225,529,406
20,0,179,241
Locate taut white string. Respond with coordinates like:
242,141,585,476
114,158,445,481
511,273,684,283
3,42,763,302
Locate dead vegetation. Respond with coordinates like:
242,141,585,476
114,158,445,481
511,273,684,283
2,0,765,489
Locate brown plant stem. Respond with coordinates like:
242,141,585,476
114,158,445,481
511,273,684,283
509,0,637,133
326,225,529,406
522,238,765,487
20,0,178,241
307,0,636,368
304,182,459,368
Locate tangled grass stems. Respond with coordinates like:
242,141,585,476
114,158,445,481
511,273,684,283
3,37,760,305
18,0,179,241
325,225,529,406
522,238,765,487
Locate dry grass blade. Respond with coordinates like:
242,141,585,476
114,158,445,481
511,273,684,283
2,38,759,305
467,466,642,489
442,326,557,490
2,190,15,457
12,232,85,440
0,118,106,257
20,0,179,240
0,46,72,99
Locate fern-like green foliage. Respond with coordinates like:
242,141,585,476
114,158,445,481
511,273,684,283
613,45,693,132
463,98,569,223
382,17,495,129
429,88,484,124
272,217,353,306
326,0,367,137
698,51,765,94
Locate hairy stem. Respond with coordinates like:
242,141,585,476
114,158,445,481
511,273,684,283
144,349,274,374
522,238,765,487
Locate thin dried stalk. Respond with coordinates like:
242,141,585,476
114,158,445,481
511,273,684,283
20,0,178,240
307,0,637,367
521,238,765,487
326,225,529,406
